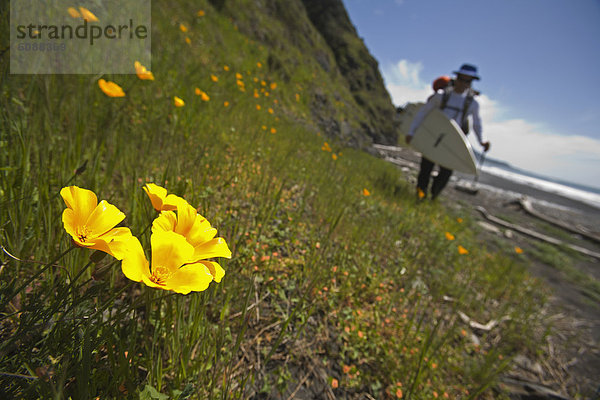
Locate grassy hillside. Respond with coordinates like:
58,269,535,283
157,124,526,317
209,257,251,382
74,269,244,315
1,0,546,398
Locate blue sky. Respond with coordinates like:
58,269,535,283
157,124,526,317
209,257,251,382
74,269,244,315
342,0,600,188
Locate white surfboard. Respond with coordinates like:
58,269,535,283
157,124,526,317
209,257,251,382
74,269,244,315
407,106,478,175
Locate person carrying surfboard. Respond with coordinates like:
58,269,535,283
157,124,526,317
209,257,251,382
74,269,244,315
406,63,490,200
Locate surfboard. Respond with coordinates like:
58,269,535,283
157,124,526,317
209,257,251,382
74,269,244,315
406,105,478,175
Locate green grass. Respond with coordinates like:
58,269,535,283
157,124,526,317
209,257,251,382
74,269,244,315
1,1,549,398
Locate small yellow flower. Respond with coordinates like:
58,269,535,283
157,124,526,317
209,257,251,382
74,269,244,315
457,217,463,223
67,7,81,18
515,246,523,254
270,82,277,90
321,142,332,152
261,125,267,131
417,188,425,199
179,23,188,32
332,153,338,160
458,245,469,255
134,61,154,80
295,93,300,101
270,127,277,134
60,186,132,260
210,74,219,82
195,88,210,101
152,199,231,281
121,231,216,294
143,183,182,212
235,72,243,80
362,188,370,196
79,7,98,22
256,104,261,110
257,62,262,68
224,101,229,107
98,79,125,97
185,37,191,45
174,96,185,107
197,10,205,17
268,107,274,114
223,65,230,71
445,232,455,241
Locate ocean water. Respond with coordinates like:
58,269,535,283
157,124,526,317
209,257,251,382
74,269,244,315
478,162,600,211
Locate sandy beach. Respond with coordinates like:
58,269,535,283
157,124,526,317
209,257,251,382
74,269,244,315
373,144,600,397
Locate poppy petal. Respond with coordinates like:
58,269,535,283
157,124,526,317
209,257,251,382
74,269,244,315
85,200,126,237
167,263,213,294
120,236,149,282
192,237,232,260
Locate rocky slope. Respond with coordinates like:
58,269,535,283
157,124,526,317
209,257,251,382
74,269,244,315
208,0,399,146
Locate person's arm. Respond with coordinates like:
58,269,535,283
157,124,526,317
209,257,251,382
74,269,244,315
406,94,441,144
470,100,490,151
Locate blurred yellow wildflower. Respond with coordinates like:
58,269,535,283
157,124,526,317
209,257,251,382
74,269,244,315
270,82,277,90
257,62,262,68
79,7,98,22
134,61,154,80
195,88,210,101
67,7,81,18
458,245,469,255
197,10,205,17
223,65,230,71
143,183,181,212
362,188,370,196
321,142,332,152
332,154,338,160
179,23,188,32
60,186,132,260
211,74,219,82
224,101,230,107
98,79,125,97
445,232,455,241
515,246,523,254
174,96,185,107
121,231,215,294
417,188,425,199
185,37,191,45
270,127,277,134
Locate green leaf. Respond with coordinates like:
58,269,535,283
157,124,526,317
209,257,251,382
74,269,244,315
140,384,169,400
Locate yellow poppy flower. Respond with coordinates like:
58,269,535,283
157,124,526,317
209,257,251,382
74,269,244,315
134,61,154,80
514,246,523,254
457,217,463,223
152,200,231,282
362,188,370,196
321,142,332,152
445,232,455,241
270,82,277,90
79,7,98,22
121,231,215,294
143,183,181,212
417,188,426,199
197,10,205,17
60,186,132,260
210,74,219,82
332,154,338,160
67,7,81,18
223,65,230,71
98,79,125,97
174,96,185,107
179,23,188,32
257,62,262,68
185,37,191,45
224,101,229,107
270,128,277,134
458,245,469,255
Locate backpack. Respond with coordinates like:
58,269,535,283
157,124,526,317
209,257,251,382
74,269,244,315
440,87,476,135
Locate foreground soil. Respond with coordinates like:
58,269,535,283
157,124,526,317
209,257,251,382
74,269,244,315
376,145,600,398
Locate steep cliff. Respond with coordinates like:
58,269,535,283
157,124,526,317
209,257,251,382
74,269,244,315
209,0,399,146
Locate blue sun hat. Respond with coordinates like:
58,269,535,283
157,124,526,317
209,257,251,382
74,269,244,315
453,64,480,80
